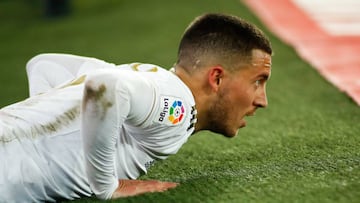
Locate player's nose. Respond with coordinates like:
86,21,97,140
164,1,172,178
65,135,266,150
254,89,268,108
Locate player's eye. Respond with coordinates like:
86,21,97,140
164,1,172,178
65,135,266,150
255,80,260,87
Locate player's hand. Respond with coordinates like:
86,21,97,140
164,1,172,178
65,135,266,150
111,179,179,198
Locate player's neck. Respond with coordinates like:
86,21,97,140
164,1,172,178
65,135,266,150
174,66,212,133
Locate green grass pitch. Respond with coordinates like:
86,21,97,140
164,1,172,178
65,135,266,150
0,0,359,202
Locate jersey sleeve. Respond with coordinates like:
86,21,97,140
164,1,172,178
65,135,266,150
26,53,115,96
81,69,154,199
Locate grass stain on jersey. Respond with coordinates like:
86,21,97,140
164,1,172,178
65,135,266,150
29,105,80,139
83,83,113,120
1,105,80,143
40,105,79,133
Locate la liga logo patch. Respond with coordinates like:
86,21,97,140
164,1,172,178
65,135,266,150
157,96,186,125
169,100,185,124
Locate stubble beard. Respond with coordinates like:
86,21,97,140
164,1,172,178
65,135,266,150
206,92,235,138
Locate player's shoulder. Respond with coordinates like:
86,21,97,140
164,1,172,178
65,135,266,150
151,70,195,128
115,62,167,73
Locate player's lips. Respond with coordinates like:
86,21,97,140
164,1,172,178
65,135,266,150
240,110,256,128
239,119,246,128
246,110,256,117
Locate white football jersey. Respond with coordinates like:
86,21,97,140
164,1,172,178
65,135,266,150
0,58,196,202
26,53,117,96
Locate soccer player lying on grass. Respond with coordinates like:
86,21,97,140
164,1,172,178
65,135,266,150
0,13,272,202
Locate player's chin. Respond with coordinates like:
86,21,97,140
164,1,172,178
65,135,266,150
210,124,240,138
222,128,239,138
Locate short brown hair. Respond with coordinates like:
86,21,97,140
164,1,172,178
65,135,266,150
176,13,272,72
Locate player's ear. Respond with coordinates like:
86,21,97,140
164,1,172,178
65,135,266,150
208,65,224,92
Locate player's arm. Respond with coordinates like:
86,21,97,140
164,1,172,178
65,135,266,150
111,179,178,198
81,69,178,200
26,53,115,96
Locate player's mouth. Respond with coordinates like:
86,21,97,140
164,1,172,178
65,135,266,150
246,110,256,117
239,119,247,128
240,110,257,128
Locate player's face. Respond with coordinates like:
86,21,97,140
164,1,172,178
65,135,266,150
207,49,272,137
